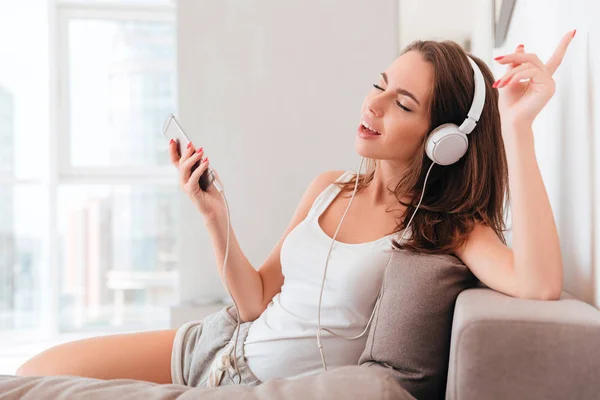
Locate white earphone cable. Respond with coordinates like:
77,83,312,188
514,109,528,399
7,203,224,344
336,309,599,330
316,158,436,371
210,170,244,384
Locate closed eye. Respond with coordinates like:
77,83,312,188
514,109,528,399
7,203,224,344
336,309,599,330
372,84,412,112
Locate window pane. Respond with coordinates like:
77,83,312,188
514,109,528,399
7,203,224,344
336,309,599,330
58,185,179,332
0,185,45,333
0,2,49,179
68,18,176,168
0,88,15,175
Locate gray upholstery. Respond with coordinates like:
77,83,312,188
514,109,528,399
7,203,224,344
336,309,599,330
359,251,478,399
1,287,599,399
446,287,600,400
0,364,414,400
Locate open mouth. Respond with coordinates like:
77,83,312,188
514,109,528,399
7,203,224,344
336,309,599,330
359,122,381,136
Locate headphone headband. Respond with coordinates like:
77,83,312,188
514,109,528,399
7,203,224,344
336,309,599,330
458,55,486,134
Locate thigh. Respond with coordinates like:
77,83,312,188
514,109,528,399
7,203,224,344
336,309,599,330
16,329,178,384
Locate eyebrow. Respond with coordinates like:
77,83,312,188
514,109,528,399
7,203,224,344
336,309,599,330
381,72,421,107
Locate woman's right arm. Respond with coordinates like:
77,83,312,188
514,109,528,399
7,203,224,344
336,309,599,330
202,170,346,323
168,137,344,322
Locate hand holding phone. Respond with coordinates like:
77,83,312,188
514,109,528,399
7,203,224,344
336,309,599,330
163,113,216,192
164,114,226,220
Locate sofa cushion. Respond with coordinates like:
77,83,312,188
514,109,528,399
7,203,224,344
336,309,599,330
358,250,479,399
0,365,415,400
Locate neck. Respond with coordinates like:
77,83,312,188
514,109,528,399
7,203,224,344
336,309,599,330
365,159,408,206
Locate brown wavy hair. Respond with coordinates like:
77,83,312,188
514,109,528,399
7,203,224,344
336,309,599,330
336,40,510,255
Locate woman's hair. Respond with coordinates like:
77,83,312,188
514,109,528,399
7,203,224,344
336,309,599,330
337,39,510,255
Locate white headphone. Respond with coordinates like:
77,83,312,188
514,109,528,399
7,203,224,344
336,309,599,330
424,56,486,166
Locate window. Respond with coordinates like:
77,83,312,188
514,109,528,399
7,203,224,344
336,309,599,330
66,18,176,168
56,3,179,331
0,0,179,355
57,185,179,330
0,2,50,347
0,185,45,332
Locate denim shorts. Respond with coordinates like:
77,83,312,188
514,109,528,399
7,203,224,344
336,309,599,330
170,304,262,388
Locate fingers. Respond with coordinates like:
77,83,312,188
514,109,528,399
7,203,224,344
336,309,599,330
168,139,214,194
493,46,549,89
179,141,197,166
506,68,549,90
495,52,545,70
545,29,576,75
493,44,524,89
179,146,204,186
495,63,534,88
169,139,181,167
188,156,210,192
495,29,575,78
505,44,524,73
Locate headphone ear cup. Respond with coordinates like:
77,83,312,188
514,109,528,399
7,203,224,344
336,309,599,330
425,123,469,166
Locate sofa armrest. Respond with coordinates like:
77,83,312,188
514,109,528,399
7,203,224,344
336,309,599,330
446,287,600,400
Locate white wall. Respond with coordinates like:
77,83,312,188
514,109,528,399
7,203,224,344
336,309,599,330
174,0,600,311
175,0,399,306
398,0,475,49
488,0,599,307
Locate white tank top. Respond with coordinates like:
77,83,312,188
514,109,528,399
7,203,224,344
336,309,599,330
243,170,402,382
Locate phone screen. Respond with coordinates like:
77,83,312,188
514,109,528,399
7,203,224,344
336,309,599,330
163,113,191,155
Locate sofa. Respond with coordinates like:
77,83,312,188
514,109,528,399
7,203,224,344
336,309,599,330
1,286,599,399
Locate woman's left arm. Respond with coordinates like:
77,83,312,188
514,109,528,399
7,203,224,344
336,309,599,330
502,119,563,299
456,30,576,300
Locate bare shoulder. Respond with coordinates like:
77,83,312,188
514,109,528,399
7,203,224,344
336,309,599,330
306,169,348,196
294,170,348,216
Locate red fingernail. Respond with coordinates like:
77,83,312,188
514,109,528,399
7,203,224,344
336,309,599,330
492,79,500,88
494,55,504,60
169,139,174,144
572,29,577,38
196,147,203,154
517,44,524,49
187,142,192,149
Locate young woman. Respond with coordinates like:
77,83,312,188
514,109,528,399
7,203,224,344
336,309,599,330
16,30,575,386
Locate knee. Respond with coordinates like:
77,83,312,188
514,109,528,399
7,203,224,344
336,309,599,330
15,352,60,377
15,360,37,377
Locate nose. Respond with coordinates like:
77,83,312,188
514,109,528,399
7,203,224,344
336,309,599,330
365,94,384,117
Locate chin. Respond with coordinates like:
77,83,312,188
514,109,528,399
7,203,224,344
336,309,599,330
354,140,377,159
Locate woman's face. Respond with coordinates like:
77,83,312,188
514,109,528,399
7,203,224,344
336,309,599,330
355,50,433,163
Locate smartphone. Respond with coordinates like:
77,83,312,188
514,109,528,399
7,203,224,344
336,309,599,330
163,113,216,192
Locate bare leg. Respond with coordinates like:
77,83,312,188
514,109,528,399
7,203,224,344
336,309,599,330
16,329,178,384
